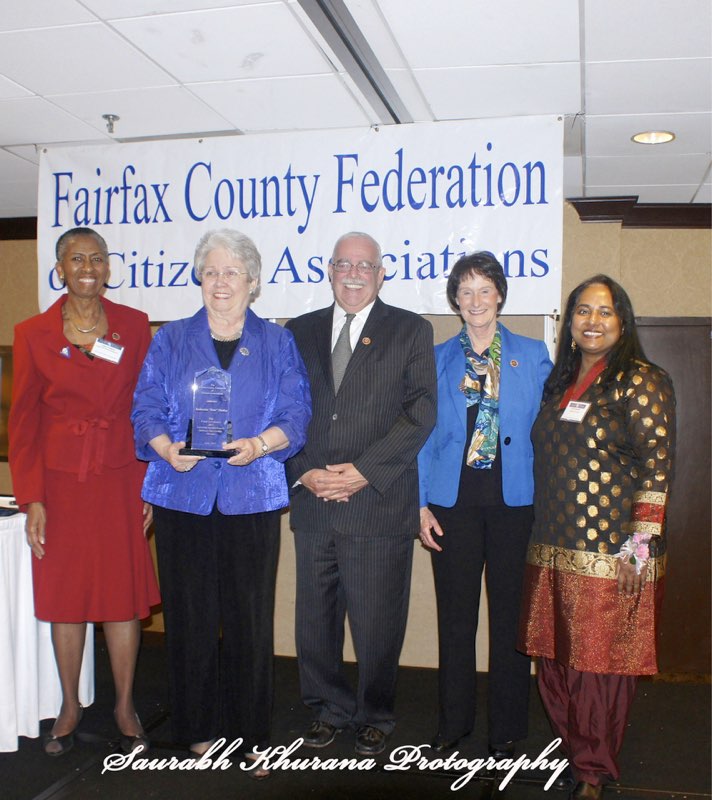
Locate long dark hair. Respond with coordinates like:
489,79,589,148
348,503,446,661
544,274,648,400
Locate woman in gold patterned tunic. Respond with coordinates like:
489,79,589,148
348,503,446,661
519,275,675,800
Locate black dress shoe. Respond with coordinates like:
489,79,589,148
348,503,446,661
120,732,150,755
43,707,84,757
116,712,150,755
43,729,77,757
303,720,340,748
355,726,387,756
488,740,515,760
552,765,575,791
430,734,463,753
570,781,603,800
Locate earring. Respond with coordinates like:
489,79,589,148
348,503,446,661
570,339,577,352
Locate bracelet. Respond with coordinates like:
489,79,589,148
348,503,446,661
256,434,270,457
615,532,651,575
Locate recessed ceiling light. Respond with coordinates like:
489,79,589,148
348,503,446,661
631,130,675,145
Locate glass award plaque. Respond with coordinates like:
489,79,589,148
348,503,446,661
179,367,236,458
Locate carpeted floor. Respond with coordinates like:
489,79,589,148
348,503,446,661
1,631,709,800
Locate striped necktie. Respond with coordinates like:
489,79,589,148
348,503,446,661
332,313,355,392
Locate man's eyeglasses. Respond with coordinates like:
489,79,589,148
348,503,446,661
200,268,248,283
330,259,381,274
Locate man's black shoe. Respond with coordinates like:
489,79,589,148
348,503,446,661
430,734,463,753
355,725,387,756
302,720,339,748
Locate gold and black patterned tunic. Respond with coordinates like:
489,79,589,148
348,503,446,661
519,360,675,674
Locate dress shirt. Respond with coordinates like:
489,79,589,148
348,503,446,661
331,301,375,351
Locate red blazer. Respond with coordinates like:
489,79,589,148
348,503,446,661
9,296,151,506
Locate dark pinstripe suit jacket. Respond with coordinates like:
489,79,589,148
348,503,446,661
285,297,437,537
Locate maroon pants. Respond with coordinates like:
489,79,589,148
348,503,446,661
538,657,637,786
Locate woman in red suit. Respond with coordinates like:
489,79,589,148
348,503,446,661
9,227,160,756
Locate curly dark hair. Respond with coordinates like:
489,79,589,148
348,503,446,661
445,251,508,314
544,274,649,400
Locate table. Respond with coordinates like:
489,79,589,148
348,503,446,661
0,513,94,752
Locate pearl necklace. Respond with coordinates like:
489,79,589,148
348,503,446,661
210,330,242,343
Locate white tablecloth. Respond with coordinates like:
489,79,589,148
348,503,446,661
0,513,94,752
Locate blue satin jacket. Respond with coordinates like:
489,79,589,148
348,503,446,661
418,323,552,508
131,306,311,515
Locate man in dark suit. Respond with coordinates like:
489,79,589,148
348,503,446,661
285,231,437,756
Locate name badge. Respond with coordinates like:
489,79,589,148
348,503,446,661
91,338,124,364
560,400,591,423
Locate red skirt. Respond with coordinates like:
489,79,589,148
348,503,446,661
32,464,160,623
519,560,664,675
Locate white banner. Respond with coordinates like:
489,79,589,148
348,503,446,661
37,117,563,320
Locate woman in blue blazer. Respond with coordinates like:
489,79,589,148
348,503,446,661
418,252,552,756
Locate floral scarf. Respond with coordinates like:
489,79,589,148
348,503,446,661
458,325,501,469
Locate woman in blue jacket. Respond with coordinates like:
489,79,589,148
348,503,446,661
132,229,310,775
418,251,551,757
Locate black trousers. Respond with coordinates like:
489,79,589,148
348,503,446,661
429,502,533,745
153,505,280,750
294,528,413,734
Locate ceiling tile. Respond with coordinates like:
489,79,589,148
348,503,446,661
0,97,108,145
83,0,267,18
0,23,175,95
372,0,579,69
0,148,40,180
414,63,581,119
0,0,95,31
586,59,712,115
586,112,712,156
585,0,711,61
189,74,371,131
4,145,41,165
112,5,330,83
692,183,712,202
0,74,32,101
586,153,711,185
49,86,236,139
563,154,583,198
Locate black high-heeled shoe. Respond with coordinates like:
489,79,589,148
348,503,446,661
116,712,150,755
44,706,84,757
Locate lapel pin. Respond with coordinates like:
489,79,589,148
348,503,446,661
362,337,371,346
510,359,519,368
112,332,120,341
239,346,250,356
60,346,71,358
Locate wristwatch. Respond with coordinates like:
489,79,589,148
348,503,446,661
256,434,269,456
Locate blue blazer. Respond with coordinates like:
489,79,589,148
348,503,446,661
131,306,311,516
418,323,552,508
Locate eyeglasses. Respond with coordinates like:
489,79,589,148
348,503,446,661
330,259,381,274
200,268,248,283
